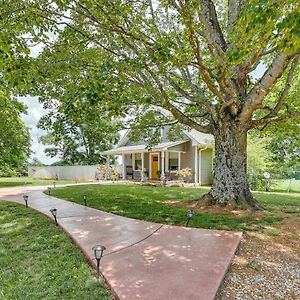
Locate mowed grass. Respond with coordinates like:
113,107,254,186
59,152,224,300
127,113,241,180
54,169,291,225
0,177,90,188
50,184,300,231
0,201,112,300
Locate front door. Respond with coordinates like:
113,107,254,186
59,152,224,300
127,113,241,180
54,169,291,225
151,154,159,180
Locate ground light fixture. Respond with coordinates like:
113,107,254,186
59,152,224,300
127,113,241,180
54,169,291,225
92,245,106,279
47,187,51,195
83,194,87,206
53,181,56,188
50,208,58,225
186,208,195,227
23,195,29,207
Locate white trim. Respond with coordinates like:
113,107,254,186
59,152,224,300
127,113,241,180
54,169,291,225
194,146,198,183
122,154,126,180
141,152,145,181
178,152,181,170
101,140,187,155
116,129,131,147
161,151,165,180
165,151,169,171
132,153,135,170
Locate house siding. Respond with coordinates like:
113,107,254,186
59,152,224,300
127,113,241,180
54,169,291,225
114,125,213,184
180,141,195,183
200,148,213,185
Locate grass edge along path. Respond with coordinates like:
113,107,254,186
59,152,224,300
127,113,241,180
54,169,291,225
0,177,91,188
49,184,300,232
0,201,112,300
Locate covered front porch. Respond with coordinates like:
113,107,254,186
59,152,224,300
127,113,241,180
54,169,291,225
102,141,186,182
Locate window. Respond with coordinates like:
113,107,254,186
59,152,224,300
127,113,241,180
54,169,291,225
169,152,179,171
134,153,142,170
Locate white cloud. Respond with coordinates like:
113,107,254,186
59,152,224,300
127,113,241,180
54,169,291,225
19,96,59,165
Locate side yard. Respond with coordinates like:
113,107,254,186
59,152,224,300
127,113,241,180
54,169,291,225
0,201,112,300
0,177,90,188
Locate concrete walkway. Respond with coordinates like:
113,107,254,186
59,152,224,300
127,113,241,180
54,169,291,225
0,185,242,300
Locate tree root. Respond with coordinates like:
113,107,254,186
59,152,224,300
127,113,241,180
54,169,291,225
197,192,264,211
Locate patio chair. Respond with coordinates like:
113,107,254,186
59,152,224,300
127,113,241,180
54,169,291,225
126,166,134,179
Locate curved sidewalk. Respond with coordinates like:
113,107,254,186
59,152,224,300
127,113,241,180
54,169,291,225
0,185,242,300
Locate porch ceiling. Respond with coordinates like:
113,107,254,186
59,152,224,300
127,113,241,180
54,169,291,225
101,140,188,155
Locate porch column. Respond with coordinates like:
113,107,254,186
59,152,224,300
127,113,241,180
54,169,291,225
161,151,165,182
141,152,145,181
165,152,169,172
122,154,126,180
194,146,199,183
106,155,110,180
178,152,181,170
132,153,135,170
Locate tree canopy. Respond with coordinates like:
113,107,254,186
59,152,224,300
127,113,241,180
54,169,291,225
1,0,299,207
0,94,30,176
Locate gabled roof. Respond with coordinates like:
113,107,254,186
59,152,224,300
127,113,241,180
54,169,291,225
101,140,188,155
110,106,214,153
183,129,214,147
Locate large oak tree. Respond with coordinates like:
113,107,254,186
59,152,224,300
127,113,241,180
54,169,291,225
28,0,300,208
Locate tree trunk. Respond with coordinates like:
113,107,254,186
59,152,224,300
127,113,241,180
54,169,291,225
200,121,263,209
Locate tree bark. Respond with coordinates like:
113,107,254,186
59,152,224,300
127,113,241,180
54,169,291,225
199,121,263,209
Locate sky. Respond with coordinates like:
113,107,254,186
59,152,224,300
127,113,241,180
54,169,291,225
19,96,58,165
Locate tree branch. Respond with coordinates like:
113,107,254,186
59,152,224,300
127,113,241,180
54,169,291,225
240,53,297,122
264,56,299,118
250,111,300,128
198,0,227,52
227,0,243,32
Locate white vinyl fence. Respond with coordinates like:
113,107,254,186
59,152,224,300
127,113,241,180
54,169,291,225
28,164,122,180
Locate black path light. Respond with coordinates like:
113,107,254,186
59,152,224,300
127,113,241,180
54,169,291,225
50,208,58,225
47,187,51,196
83,194,87,206
23,195,29,207
92,245,106,279
186,208,195,227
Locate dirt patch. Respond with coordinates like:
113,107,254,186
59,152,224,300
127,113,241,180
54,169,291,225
168,199,268,220
217,216,300,300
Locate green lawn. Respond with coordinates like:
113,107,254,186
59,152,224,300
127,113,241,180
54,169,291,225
0,201,112,300
50,184,300,232
0,177,90,188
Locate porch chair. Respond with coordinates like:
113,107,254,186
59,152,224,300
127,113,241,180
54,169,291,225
126,165,134,179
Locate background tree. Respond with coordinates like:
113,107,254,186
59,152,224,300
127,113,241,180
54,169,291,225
39,107,119,165
0,94,30,176
34,38,120,165
29,157,45,166
30,0,300,208
258,120,300,179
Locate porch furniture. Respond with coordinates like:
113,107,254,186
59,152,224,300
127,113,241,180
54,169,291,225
126,166,134,179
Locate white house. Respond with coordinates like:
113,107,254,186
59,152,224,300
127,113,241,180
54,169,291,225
102,127,214,185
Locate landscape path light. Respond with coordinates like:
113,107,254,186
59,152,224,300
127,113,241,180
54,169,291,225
23,195,29,207
92,245,106,279
53,181,56,188
83,194,87,206
50,208,58,225
186,208,195,227
47,187,51,196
